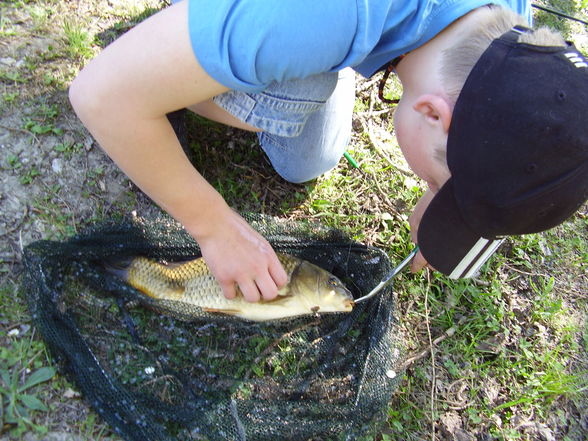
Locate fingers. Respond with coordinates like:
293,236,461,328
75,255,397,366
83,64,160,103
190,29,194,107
410,250,429,273
408,188,436,243
268,253,288,289
236,278,262,303
215,252,286,303
239,253,285,302
408,189,438,274
253,274,279,302
410,250,437,273
220,271,282,303
220,280,237,300
217,273,275,303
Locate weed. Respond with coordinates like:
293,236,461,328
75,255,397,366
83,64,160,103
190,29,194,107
37,103,59,120
0,14,17,37
6,154,22,170
23,117,62,135
19,166,41,185
2,91,18,104
78,412,112,440
27,4,53,32
0,363,56,436
5,153,42,185
62,19,94,59
42,72,62,87
22,104,64,136
54,140,83,158
0,70,26,83
31,190,78,238
0,326,56,437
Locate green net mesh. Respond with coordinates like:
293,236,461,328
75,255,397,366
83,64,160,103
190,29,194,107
22,214,403,441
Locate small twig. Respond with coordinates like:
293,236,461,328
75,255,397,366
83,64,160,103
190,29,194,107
398,326,456,371
366,168,402,217
402,298,415,317
503,263,586,297
368,83,377,114
356,115,412,177
424,271,436,441
355,108,393,118
531,4,588,26
0,123,34,136
231,162,271,179
141,374,176,388
243,318,320,379
18,229,24,253
1,205,28,237
502,262,552,278
356,76,381,93
41,182,79,234
230,399,248,441
471,277,491,287
440,378,469,410
408,309,446,327
440,399,469,411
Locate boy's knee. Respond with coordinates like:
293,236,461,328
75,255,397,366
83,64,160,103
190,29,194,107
69,74,104,122
264,135,346,183
68,76,87,116
276,154,342,183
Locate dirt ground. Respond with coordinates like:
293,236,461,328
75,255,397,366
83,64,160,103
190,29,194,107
1,2,168,439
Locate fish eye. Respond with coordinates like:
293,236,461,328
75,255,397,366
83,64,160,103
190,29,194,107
328,277,339,287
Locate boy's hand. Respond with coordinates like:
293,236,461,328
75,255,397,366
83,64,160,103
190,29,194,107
190,209,288,302
408,188,436,273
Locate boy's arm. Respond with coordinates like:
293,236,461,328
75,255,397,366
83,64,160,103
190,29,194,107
69,1,287,301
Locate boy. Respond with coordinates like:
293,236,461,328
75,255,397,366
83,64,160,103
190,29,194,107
68,1,588,302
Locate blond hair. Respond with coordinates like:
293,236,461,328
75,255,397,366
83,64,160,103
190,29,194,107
440,6,566,103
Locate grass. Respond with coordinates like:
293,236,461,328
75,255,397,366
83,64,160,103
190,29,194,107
62,19,95,59
0,285,56,438
382,216,588,438
0,0,586,440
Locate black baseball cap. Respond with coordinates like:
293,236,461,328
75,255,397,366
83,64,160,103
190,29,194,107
418,26,588,278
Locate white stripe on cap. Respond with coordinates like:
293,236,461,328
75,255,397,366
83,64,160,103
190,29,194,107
449,238,505,279
565,52,588,68
462,238,504,278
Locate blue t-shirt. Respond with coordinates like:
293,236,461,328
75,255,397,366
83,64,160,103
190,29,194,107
187,0,531,92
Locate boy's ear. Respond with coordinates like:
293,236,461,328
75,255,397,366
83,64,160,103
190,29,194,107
413,94,452,133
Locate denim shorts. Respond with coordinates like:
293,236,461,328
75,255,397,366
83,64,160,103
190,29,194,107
213,68,356,183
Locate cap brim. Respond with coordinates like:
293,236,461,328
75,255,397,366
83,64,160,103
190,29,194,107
418,179,505,279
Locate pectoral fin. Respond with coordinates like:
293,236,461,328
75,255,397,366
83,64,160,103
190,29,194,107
259,294,293,305
160,282,186,300
202,307,241,316
276,285,291,297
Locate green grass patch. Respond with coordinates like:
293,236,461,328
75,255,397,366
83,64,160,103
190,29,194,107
62,19,94,59
0,284,56,438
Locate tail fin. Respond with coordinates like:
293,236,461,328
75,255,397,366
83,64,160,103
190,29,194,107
102,257,134,281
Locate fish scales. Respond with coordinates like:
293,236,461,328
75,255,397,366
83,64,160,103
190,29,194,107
116,253,354,321
127,255,300,302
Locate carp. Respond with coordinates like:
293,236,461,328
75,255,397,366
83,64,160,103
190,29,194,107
107,253,354,321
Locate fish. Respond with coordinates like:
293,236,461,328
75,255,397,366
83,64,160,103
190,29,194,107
106,253,354,321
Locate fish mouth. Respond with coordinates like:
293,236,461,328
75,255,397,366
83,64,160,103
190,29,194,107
345,299,355,310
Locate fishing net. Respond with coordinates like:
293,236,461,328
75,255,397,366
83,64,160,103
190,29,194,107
22,214,404,441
